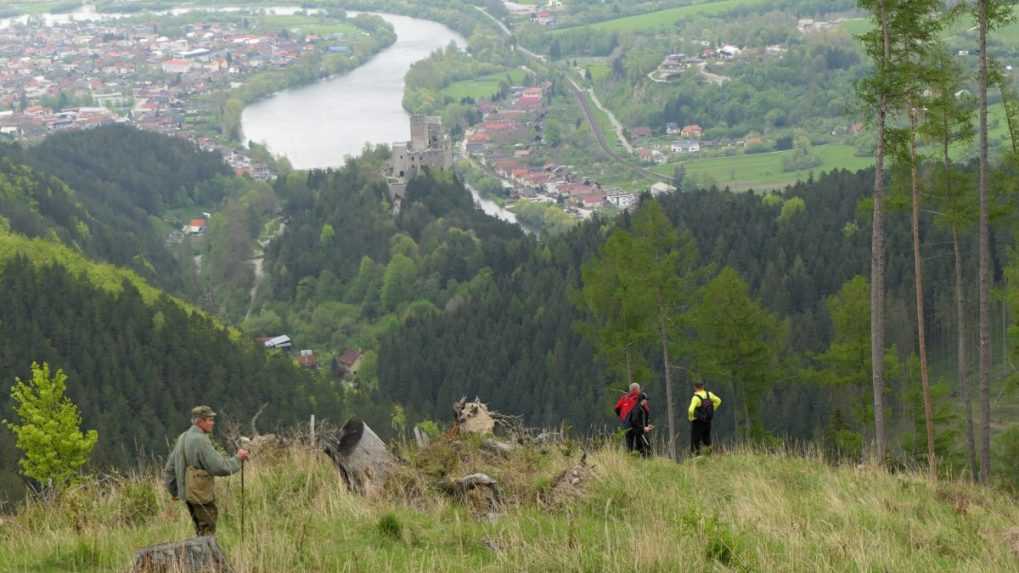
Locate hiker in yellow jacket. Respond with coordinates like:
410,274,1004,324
688,382,721,455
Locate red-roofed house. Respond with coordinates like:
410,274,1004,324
681,124,703,138
494,159,521,177
186,218,207,235
298,349,317,369
162,59,192,74
335,349,363,377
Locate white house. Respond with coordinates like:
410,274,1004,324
161,58,191,74
264,335,293,350
650,182,677,196
671,139,701,154
606,192,638,209
719,45,742,59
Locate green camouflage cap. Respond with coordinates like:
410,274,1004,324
192,405,217,419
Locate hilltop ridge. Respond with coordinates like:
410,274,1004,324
2,438,1018,572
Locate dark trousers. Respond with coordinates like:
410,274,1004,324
187,501,218,536
626,428,650,457
691,420,712,455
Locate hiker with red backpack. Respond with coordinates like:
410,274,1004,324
688,381,721,455
614,384,653,457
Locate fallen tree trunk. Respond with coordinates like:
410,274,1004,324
322,418,396,497
130,536,230,573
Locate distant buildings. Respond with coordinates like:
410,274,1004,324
671,139,701,154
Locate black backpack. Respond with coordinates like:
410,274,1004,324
694,392,714,422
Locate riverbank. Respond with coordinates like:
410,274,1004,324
211,11,397,142
240,13,465,168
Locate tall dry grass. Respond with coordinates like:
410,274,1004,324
1,440,1018,572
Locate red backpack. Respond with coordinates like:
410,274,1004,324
614,391,640,426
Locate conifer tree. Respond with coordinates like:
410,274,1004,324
858,0,895,463
892,0,945,478
690,267,783,439
922,44,979,479
3,362,98,490
975,0,1014,483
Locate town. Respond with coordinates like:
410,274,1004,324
0,6,381,180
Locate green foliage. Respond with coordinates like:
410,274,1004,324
576,229,654,388
376,512,404,541
118,480,159,526
3,362,98,489
777,197,806,224
690,267,783,436
319,223,335,246
0,126,232,288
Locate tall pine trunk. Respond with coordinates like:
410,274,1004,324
657,292,676,460
909,108,937,478
870,0,890,464
953,226,979,478
978,0,992,484
943,98,978,479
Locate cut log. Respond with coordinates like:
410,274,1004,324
481,438,516,457
322,418,397,497
130,536,230,573
440,472,502,512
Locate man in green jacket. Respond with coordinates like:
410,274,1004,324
163,405,249,536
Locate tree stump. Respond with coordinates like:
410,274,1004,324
130,536,230,573
452,397,495,434
322,418,396,497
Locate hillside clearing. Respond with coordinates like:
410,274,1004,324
658,144,874,192
555,0,769,34
2,442,1018,572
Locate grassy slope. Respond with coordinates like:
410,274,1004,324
0,231,214,326
258,14,363,37
442,68,529,101
657,144,874,192
3,443,1018,572
0,231,169,304
555,0,769,34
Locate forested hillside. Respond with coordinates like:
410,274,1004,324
246,153,529,377
0,126,231,291
0,232,349,503
378,167,1012,472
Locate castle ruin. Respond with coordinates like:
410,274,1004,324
385,115,453,206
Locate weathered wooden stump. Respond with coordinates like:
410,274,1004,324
440,472,502,512
322,418,397,497
453,397,495,434
130,536,230,573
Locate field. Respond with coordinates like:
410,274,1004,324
658,144,874,192
3,440,1019,572
258,14,363,37
555,0,769,34
442,68,529,101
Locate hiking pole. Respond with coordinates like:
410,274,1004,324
240,459,245,544
239,436,250,544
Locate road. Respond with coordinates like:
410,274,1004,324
473,6,546,61
566,79,671,183
576,80,633,154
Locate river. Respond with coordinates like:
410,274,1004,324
3,6,519,226
241,13,463,169
241,13,520,226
